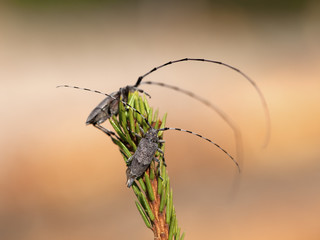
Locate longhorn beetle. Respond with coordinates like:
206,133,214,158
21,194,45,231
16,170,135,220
61,87,241,187
126,123,240,188
58,58,270,151
115,91,240,187
57,85,151,138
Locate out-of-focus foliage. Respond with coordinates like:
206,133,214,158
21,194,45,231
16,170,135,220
8,0,313,13
212,0,311,12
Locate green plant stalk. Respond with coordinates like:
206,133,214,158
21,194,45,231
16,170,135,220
108,91,185,240
145,172,155,201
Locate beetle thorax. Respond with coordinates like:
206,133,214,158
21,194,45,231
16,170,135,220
144,128,159,142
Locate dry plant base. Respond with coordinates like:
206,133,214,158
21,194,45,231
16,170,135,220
147,168,168,239
109,91,185,240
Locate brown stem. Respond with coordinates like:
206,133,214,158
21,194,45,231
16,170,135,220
146,169,169,240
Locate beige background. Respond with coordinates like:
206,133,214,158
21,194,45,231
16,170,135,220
1,1,320,239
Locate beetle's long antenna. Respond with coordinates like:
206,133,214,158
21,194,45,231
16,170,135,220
57,85,151,98
134,58,270,148
158,127,240,172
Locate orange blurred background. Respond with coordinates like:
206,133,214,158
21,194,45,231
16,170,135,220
1,1,320,239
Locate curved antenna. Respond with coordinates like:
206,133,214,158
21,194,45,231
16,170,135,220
57,85,151,98
140,81,244,165
134,58,270,148
158,127,240,172
57,85,152,128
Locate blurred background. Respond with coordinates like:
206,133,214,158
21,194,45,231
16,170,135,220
1,0,320,239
